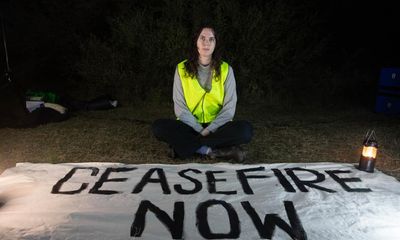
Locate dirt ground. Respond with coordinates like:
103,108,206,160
0,103,399,180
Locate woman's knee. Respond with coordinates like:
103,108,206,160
238,120,253,143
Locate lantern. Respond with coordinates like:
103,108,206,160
358,130,378,173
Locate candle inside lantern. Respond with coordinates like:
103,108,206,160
362,146,377,158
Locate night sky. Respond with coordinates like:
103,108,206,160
1,0,399,106
328,2,399,67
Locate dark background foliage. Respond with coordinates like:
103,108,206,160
1,0,399,106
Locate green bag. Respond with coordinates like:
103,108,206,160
26,90,59,103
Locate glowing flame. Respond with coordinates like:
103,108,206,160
362,146,377,158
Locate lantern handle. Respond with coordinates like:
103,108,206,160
364,129,376,143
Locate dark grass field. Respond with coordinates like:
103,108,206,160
0,103,399,180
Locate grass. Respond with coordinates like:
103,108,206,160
0,102,399,180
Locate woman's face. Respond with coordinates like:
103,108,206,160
197,28,216,59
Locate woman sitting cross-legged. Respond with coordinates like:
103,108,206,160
152,25,253,161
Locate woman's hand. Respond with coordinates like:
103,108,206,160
200,128,210,137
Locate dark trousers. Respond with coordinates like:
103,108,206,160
152,119,253,158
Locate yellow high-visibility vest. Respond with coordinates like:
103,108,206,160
177,60,229,123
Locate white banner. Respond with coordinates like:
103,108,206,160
0,162,400,240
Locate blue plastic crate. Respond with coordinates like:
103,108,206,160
375,68,400,114
379,68,400,87
375,95,400,114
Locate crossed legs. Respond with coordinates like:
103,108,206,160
152,119,253,159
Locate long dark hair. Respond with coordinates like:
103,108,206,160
184,25,222,80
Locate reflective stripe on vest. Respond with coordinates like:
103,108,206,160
178,60,229,123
